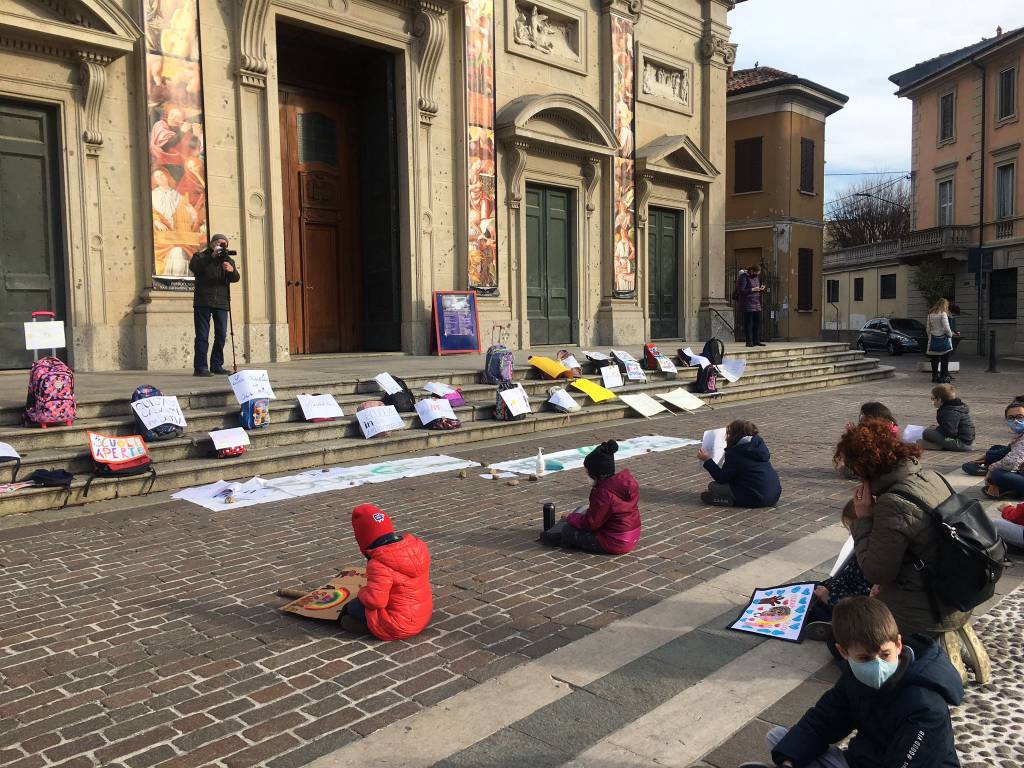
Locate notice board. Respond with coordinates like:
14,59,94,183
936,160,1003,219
432,291,481,355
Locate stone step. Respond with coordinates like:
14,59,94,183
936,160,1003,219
0,363,893,516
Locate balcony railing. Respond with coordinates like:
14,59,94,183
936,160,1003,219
996,220,1015,239
823,225,976,269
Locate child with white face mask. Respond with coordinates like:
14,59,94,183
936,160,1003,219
741,597,963,768
983,401,1024,499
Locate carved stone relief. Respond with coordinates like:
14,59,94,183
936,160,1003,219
635,45,693,116
505,0,585,74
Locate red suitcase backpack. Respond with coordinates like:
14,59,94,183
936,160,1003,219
25,356,76,427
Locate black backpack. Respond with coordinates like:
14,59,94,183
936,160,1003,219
383,375,416,413
693,365,719,394
889,475,1006,615
701,338,725,366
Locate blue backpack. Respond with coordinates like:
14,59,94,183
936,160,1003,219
241,398,270,430
484,345,514,384
131,385,184,443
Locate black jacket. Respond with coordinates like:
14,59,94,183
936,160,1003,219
189,248,240,310
702,434,781,507
935,399,975,444
773,638,963,768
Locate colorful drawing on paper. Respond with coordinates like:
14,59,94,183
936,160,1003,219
728,583,816,643
302,587,351,611
611,14,636,297
465,0,498,291
142,0,210,288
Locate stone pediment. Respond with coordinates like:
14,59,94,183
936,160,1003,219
0,0,141,60
496,94,617,156
635,134,719,183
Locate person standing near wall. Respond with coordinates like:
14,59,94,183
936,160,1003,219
738,264,767,347
926,298,957,384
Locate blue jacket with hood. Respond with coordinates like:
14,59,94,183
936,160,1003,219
702,434,781,507
773,638,963,768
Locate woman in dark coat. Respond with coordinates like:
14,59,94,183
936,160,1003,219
698,420,781,508
736,264,766,347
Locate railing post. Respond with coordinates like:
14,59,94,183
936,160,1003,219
987,330,998,373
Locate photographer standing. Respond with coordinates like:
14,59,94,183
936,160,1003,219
189,233,240,376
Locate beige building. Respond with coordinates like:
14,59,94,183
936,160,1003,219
724,66,846,340
0,0,741,372
824,25,1024,356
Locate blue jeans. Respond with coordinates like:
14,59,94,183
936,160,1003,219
989,469,1024,499
194,306,228,372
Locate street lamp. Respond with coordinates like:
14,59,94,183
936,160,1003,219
853,192,910,212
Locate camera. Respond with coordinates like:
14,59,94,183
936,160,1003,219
214,246,238,259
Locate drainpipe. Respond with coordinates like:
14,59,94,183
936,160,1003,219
973,58,986,356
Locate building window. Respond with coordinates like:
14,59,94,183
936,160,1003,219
800,138,815,193
937,179,954,225
997,163,1015,219
734,137,763,193
798,248,813,311
941,273,955,304
880,273,897,300
938,92,955,143
998,67,1017,121
853,277,864,302
826,279,839,304
990,267,1018,320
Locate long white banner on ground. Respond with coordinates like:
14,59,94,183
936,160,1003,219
487,435,699,476
171,454,481,512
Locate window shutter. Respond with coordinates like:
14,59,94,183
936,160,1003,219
798,248,813,311
800,139,815,193
734,137,763,193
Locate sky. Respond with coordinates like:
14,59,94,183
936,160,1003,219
729,0,1022,203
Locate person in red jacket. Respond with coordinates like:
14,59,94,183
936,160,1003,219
340,504,433,641
540,440,641,554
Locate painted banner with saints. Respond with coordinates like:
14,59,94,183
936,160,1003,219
465,0,498,291
142,0,211,289
611,15,636,297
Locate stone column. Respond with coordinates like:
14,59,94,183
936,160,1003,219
697,21,736,340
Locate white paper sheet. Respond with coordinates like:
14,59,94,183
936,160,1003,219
24,320,66,350
548,388,580,412
682,347,711,368
229,370,276,403
656,356,677,374
423,381,456,397
0,442,21,460
830,536,856,577
210,427,250,451
601,365,624,389
297,394,344,421
489,435,700,475
479,472,518,479
658,388,706,411
620,393,668,418
610,349,636,362
560,355,581,370
131,396,187,430
624,360,647,381
583,350,610,361
499,384,532,416
374,372,403,395
701,427,727,465
356,405,406,438
902,425,926,443
718,359,747,383
415,397,457,424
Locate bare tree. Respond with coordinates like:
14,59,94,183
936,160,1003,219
825,176,912,250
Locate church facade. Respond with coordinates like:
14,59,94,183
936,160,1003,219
0,0,737,371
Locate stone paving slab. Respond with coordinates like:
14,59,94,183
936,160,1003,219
0,356,1020,767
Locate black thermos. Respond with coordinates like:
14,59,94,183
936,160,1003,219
543,502,555,531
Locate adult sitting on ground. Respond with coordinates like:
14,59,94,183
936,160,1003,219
835,420,975,677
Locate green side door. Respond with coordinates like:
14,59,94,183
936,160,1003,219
526,184,574,345
648,207,680,339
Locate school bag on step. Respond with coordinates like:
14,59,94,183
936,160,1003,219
700,338,725,366
693,364,719,395
24,356,76,428
131,385,184,443
483,345,514,384
494,381,527,421
241,398,270,430
642,344,662,370
383,375,417,413
556,350,583,378
83,432,156,497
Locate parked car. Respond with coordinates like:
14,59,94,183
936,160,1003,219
856,317,928,356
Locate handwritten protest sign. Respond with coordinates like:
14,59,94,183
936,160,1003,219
24,320,66,350
601,365,624,389
229,370,276,404
423,382,456,397
620,393,667,418
902,425,926,443
701,427,726,465
88,433,149,465
209,427,250,451
560,355,581,370
374,373,403,395
624,360,646,382
548,388,580,412
415,398,457,425
297,394,344,421
0,442,20,460
682,347,710,368
499,384,532,416
356,405,406,439
658,388,706,411
610,349,636,361
583,350,610,361
719,359,747,383
656,356,677,374
131,396,187,430
571,378,616,403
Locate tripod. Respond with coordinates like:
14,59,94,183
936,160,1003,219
226,274,238,373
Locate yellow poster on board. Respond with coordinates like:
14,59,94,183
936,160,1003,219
571,378,617,403
528,355,572,379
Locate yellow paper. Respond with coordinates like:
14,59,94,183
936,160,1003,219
528,355,572,379
571,378,617,403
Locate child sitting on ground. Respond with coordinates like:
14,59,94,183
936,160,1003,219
983,400,1024,499
921,383,975,452
740,597,963,768
540,440,641,554
340,504,433,641
997,502,1024,549
698,420,781,508
962,395,1024,475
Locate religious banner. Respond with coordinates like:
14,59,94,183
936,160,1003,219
465,0,498,292
610,13,636,297
142,0,211,290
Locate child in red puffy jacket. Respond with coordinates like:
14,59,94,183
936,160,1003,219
340,504,433,641
997,501,1024,548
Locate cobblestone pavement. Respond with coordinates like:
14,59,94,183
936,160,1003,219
0,356,1020,768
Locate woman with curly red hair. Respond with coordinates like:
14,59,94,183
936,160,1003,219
835,419,973,675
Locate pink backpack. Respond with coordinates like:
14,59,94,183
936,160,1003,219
24,357,76,427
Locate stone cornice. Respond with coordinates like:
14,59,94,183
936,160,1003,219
700,30,736,67
601,0,642,22
79,54,107,150
238,0,272,86
413,0,447,122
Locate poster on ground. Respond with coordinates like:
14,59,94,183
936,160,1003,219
281,570,368,621
728,583,816,642
658,388,705,411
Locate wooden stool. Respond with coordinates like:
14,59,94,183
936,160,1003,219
941,625,991,685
